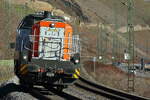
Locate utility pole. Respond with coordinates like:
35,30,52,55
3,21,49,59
127,0,135,92
94,11,104,63
101,23,106,63
3,0,12,58
112,2,118,64
146,39,149,55
25,2,28,15
95,12,100,59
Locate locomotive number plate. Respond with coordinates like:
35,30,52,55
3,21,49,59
47,28,58,32
46,72,54,77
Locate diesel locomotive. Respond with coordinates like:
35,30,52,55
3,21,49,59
14,11,80,91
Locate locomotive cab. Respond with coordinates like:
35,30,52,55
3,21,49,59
14,11,80,91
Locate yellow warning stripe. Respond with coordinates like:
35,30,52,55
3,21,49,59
21,69,28,75
20,67,27,73
75,69,80,76
72,68,81,79
20,64,27,72
77,68,80,71
19,64,28,75
73,74,78,79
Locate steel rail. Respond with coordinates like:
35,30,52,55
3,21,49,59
78,77,149,100
22,84,81,100
75,82,127,100
45,86,81,100
29,88,52,100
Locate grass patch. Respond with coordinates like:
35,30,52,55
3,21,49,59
0,75,14,83
13,4,34,16
2,1,35,18
0,60,14,67
0,60,14,83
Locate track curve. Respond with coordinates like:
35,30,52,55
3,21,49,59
75,77,149,100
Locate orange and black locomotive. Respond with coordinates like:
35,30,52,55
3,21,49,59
14,11,80,91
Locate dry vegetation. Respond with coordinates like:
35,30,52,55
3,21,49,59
0,1,33,82
0,0,34,59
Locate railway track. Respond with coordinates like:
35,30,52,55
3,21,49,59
45,86,81,100
21,76,149,100
28,86,81,100
75,77,149,100
29,87,52,100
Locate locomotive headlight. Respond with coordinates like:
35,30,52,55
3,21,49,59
75,59,79,64
71,53,80,64
50,23,55,28
23,55,27,60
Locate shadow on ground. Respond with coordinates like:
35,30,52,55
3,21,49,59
0,83,21,98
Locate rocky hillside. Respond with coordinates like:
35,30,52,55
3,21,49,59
0,0,150,61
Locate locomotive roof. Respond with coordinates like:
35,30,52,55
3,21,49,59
42,17,65,22
28,12,65,21
18,13,65,29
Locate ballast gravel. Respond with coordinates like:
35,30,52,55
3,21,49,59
0,76,37,100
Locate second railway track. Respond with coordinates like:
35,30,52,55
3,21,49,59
74,77,150,100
